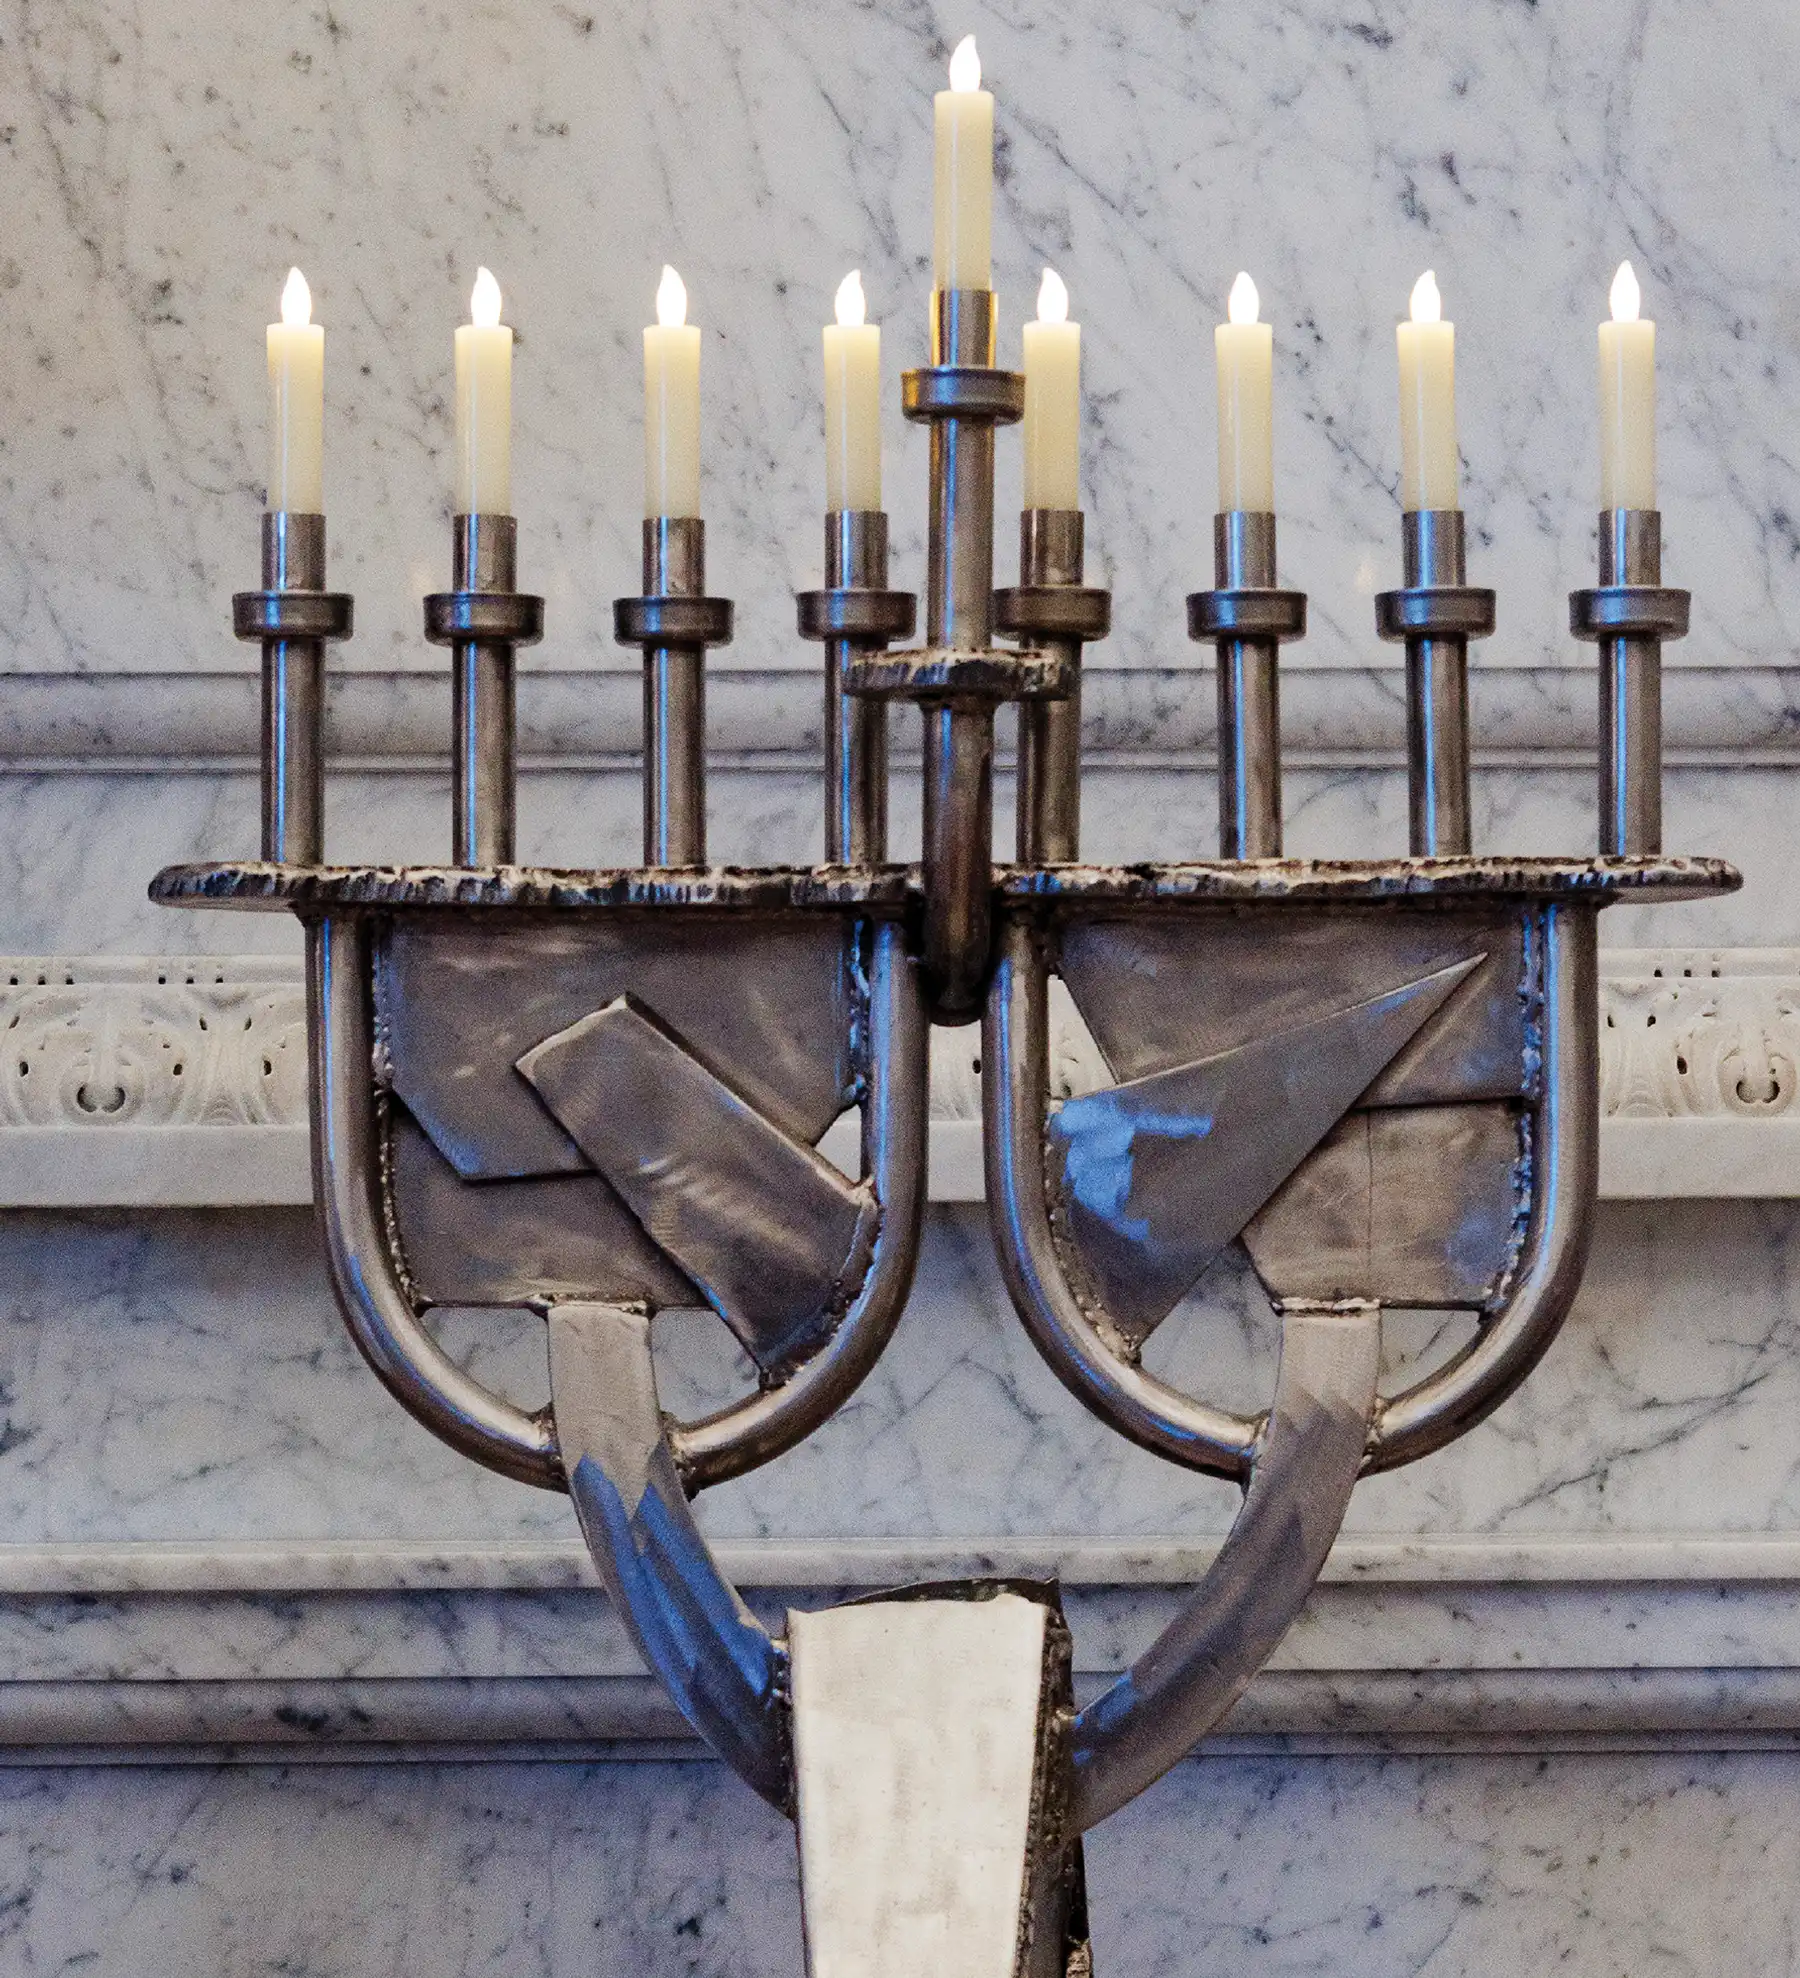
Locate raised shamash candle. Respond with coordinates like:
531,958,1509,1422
934,35,993,292
1396,269,1458,512
1598,259,1656,511
1214,270,1273,514
267,267,324,514
823,270,881,514
644,264,701,521
454,267,512,517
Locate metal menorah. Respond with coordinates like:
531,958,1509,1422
155,272,1736,1975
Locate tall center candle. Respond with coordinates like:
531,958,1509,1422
823,270,881,513
1599,259,1656,510
267,267,324,514
1215,271,1273,513
644,264,701,520
1022,268,1080,510
1396,269,1458,512
934,35,993,292
454,267,512,516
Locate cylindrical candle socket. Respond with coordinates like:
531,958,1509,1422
1599,259,1656,510
1022,268,1080,511
645,264,702,520
824,270,882,513
1215,271,1273,514
1396,270,1458,512
454,268,513,516
267,268,324,513
934,35,993,291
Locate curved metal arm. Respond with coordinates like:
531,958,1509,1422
671,917,929,1493
549,1301,791,1810
984,915,1260,1482
310,916,563,1491
1070,1301,1379,1830
1364,900,1598,1472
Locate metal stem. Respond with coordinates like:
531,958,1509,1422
1214,511,1282,859
1403,508,1472,857
260,512,326,865
450,514,518,868
825,511,890,864
922,701,994,1013
1016,509,1084,864
643,517,708,869
1599,508,1663,856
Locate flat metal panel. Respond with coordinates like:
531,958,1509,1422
386,1100,697,1311
1057,908,1531,1107
1242,1101,1527,1309
378,914,855,1180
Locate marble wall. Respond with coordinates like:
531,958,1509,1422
7,0,1800,1971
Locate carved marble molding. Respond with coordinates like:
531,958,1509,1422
3,951,1800,1205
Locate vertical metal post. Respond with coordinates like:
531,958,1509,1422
1599,509,1663,856
1403,509,1473,857
451,514,518,868
260,512,326,865
1213,511,1282,859
1015,510,1085,864
826,511,890,864
644,516,708,869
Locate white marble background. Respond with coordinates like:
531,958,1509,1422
3,0,1799,678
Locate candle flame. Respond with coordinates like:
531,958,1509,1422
948,34,981,91
1036,267,1069,324
280,267,312,328
1610,259,1641,323
1227,270,1259,326
470,267,503,329
834,269,867,328
1409,269,1442,324
656,264,688,329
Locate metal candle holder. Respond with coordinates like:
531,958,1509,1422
159,270,1738,1977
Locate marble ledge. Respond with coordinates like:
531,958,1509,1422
0,947,1795,1205
4,665,1800,772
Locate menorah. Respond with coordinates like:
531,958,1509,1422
153,79,1736,1978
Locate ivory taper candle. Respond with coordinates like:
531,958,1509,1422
1599,259,1656,510
1022,268,1081,510
644,264,701,520
823,270,881,513
1396,269,1458,512
267,268,324,514
934,35,993,291
454,267,512,516
1215,270,1273,513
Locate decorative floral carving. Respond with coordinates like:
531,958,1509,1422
1599,951,1800,1119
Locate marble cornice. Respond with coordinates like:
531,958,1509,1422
3,665,1800,771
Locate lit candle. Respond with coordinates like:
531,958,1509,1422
823,270,881,514
644,264,701,520
454,267,512,517
1215,270,1273,514
934,35,993,292
1022,268,1080,511
1599,260,1655,510
1396,269,1458,512
266,268,324,514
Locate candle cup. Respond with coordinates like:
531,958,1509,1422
232,511,353,866
1570,509,1689,857
1375,511,1496,858
615,518,734,870
1186,513,1304,860
422,514,544,869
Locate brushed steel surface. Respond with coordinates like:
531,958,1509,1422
641,516,709,868
1401,508,1472,856
825,510,891,865
1589,508,1674,858
447,514,520,868
1014,510,1087,867
251,512,334,866
520,997,876,1374
922,702,995,1018
1212,510,1282,858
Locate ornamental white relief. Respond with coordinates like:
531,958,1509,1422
0,958,309,1130
1599,950,1800,1120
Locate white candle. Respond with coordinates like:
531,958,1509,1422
266,267,324,514
454,267,512,516
1022,268,1080,511
644,264,702,520
823,270,882,513
1599,259,1656,510
1214,270,1273,514
934,36,993,292
1396,269,1459,512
